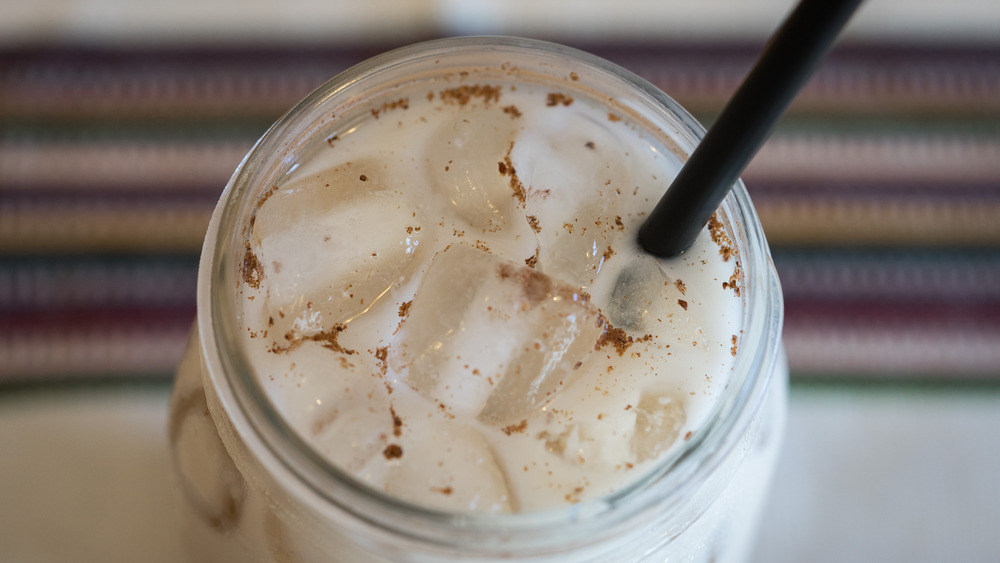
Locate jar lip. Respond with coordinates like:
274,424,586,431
197,35,784,549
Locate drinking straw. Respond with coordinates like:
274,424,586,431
637,0,863,257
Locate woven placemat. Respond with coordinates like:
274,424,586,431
2,41,998,383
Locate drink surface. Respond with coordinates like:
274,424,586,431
237,68,744,513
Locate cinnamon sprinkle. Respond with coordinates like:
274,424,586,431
241,243,264,289
439,84,502,106
546,92,574,107
502,420,529,436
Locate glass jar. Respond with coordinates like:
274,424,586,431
167,36,787,563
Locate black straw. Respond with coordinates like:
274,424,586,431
638,0,863,257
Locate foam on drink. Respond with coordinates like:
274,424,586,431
237,71,744,513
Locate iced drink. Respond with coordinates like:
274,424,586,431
168,37,786,562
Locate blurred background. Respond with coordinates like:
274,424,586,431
1,0,998,561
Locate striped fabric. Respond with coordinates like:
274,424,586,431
2,41,998,382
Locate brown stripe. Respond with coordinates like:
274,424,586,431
757,198,1000,247
0,142,250,191
0,203,212,253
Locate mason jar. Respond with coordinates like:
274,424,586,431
167,36,787,563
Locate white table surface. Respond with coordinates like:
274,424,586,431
1,384,998,562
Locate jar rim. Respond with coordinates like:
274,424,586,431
197,35,784,554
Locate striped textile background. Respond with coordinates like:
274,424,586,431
2,41,998,383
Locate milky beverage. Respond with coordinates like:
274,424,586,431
169,38,785,562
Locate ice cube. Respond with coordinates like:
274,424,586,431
389,244,605,427
169,378,247,531
537,412,634,466
304,360,395,473
631,388,686,462
384,420,514,513
509,110,631,288
606,255,675,330
536,387,686,467
425,105,523,233
605,254,703,346
533,200,620,288
250,159,427,350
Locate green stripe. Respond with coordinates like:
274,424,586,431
0,117,274,142
0,375,175,399
790,373,1000,395
694,112,1000,137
